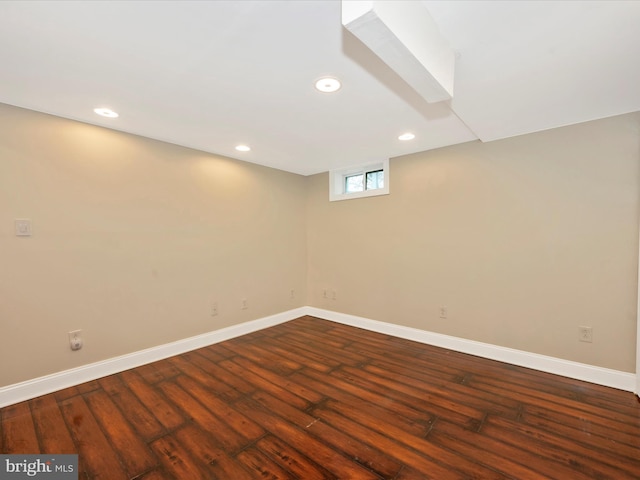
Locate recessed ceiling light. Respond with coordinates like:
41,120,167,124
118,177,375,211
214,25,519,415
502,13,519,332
314,77,341,93
398,132,416,141
235,145,251,152
93,107,119,118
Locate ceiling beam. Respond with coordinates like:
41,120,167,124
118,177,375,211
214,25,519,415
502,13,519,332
342,0,455,103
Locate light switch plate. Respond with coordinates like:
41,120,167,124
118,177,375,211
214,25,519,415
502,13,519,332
15,219,32,236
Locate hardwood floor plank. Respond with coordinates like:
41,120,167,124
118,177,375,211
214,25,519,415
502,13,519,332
427,419,539,479
471,374,640,427
410,345,582,397
76,380,101,395
330,366,485,426
324,323,395,346
136,363,171,385
521,405,640,460
249,390,403,478
524,403,640,442
1,401,39,453
289,316,337,333
2,316,639,478
30,394,76,453
120,370,185,430
53,386,81,402
174,374,265,442
394,465,446,480
134,468,173,480
231,356,324,403
349,346,461,383
158,380,250,454
423,349,615,406
291,370,436,434
339,363,515,421
362,363,521,419
432,419,594,480
254,337,336,372
150,433,210,480
267,336,340,372
468,362,621,405
285,328,350,350
234,395,382,480
196,344,230,364
319,401,509,480
186,350,256,395
222,340,303,376
173,424,255,480
309,405,472,480
236,446,293,480
206,342,240,359
168,354,246,402
85,390,157,478
484,414,640,478
317,397,432,446
98,374,165,441
59,395,129,479
219,358,311,410
256,435,337,480
280,331,368,365
580,389,640,415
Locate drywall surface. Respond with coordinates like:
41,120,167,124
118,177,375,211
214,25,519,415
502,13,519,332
0,103,307,386
307,113,640,372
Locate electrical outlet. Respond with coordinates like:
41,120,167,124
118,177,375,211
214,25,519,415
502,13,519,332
439,306,447,319
211,301,218,316
68,330,83,351
241,298,248,310
331,289,337,300
579,326,593,343
323,289,328,299
290,289,295,299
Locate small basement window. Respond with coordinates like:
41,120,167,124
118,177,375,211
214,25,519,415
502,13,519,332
330,160,389,201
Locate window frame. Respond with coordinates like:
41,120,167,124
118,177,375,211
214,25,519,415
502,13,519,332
329,159,389,202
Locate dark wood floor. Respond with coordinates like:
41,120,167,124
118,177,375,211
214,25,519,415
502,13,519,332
2,316,639,479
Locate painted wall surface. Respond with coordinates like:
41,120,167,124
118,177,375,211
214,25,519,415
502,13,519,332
0,104,307,387
307,113,640,372
2,103,639,388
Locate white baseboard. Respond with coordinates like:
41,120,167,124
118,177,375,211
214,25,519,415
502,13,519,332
0,307,306,408
305,307,636,393
1,305,635,408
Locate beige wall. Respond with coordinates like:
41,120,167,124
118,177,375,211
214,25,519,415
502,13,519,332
0,104,307,387
307,113,640,372
2,103,638,388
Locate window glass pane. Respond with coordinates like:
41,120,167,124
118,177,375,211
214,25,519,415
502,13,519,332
366,169,384,190
329,159,388,201
345,173,364,193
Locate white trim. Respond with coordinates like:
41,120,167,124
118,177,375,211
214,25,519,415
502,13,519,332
636,219,640,396
0,308,305,408
1,305,634,408
305,307,636,392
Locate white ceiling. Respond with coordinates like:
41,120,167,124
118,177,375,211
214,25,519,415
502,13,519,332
1,1,639,176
